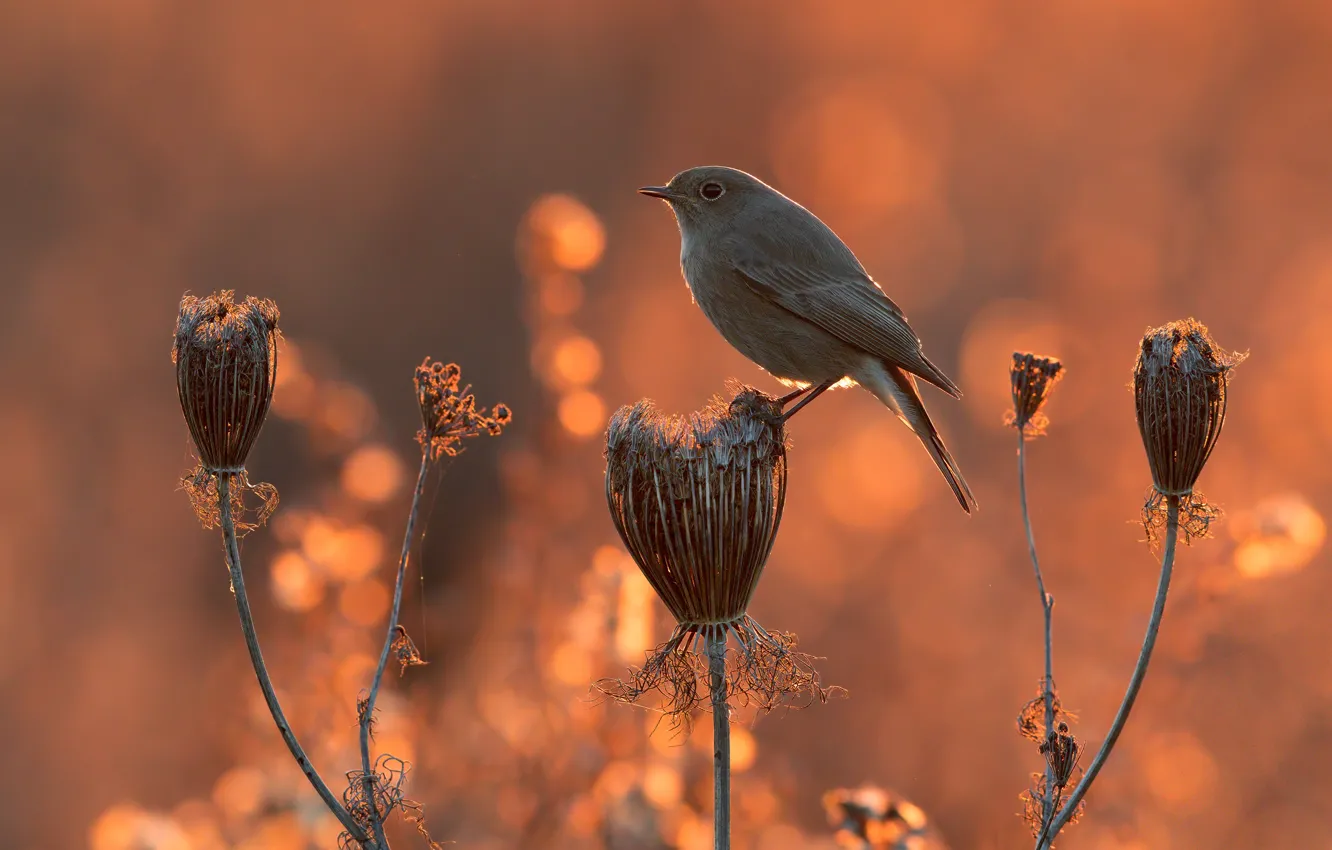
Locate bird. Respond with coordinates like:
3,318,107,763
639,165,976,513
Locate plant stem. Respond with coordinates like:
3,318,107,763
358,451,432,850
1018,435,1060,842
217,473,366,844
707,631,731,850
1037,494,1180,849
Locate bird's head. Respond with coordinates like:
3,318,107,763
638,165,770,228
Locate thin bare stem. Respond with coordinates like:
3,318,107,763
1037,494,1179,849
358,451,432,849
708,631,731,850
1019,435,1059,841
217,473,366,844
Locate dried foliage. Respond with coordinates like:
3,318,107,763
415,357,512,459
597,615,839,727
1134,318,1244,541
1016,682,1077,745
339,755,443,850
391,625,429,676
1006,352,1064,438
604,387,787,628
1017,681,1084,841
822,784,948,850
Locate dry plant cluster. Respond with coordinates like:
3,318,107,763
172,286,1241,849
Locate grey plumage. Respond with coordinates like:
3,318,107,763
640,165,976,513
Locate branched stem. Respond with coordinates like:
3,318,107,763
358,451,433,849
1037,495,1180,849
1018,435,1060,843
217,473,366,844
707,631,731,850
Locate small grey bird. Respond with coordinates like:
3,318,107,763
640,165,976,513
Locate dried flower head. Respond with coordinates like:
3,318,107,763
415,358,511,460
1134,319,1245,541
173,291,281,531
173,291,280,472
605,387,786,633
599,387,838,723
1041,722,1082,789
1007,353,1064,437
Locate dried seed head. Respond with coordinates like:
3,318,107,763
605,387,787,633
1007,352,1064,438
414,358,511,459
172,291,280,472
1134,318,1244,497
1040,722,1083,789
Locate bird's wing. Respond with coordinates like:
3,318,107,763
727,233,962,398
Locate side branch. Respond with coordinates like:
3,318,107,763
218,473,366,843
357,451,433,848
1019,435,1060,840
1038,495,1180,848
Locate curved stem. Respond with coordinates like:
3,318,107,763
358,451,432,849
217,473,366,843
1018,435,1059,841
1037,495,1179,849
708,631,731,850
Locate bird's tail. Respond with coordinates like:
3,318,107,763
858,360,977,514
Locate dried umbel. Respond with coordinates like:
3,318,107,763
1007,352,1064,437
1134,318,1244,540
174,291,280,471
415,358,512,459
599,387,835,722
173,291,281,530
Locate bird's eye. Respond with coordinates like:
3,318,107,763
699,182,725,201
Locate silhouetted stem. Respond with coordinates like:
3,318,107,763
1037,494,1179,849
358,450,432,850
1018,435,1060,841
217,473,367,844
708,632,731,850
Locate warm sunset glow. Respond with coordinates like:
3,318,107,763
31,5,1329,849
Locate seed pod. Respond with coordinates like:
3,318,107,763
1133,319,1244,496
173,291,280,472
604,389,786,641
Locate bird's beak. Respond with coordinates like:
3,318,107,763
638,185,678,201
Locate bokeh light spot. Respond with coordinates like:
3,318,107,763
1232,493,1326,579
341,444,405,503
339,578,390,626
270,551,324,612
817,422,924,529
552,334,603,386
643,762,684,808
213,766,266,820
558,390,606,438
1140,731,1218,813
521,194,606,272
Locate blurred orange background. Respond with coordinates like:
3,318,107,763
1,2,1329,848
